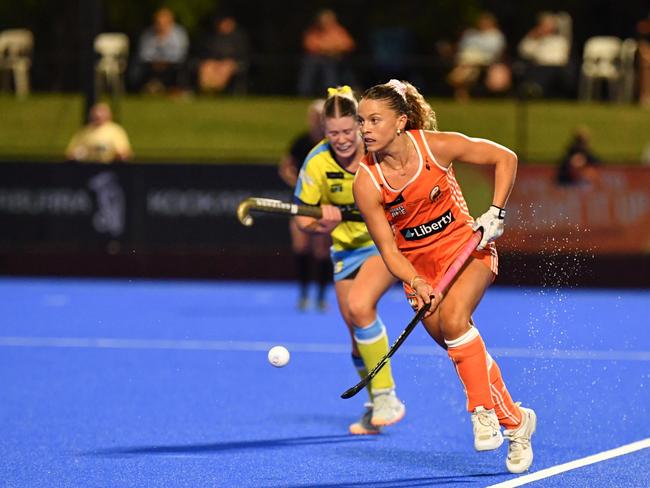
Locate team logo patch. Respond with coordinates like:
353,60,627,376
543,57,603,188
390,205,407,218
429,186,442,202
400,209,454,241
334,260,344,274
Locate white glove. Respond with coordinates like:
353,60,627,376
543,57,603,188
472,205,506,250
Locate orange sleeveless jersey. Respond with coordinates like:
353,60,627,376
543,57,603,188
358,130,497,295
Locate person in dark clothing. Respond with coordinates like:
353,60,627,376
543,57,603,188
278,99,332,310
556,127,601,186
197,16,250,93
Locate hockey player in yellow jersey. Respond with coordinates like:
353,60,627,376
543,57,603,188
293,86,406,434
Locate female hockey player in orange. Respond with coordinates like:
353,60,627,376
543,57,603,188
353,79,536,474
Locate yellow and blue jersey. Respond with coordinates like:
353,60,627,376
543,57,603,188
293,139,375,254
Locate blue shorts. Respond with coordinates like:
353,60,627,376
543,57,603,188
331,244,380,282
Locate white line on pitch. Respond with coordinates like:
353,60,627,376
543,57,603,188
486,437,650,487
0,336,649,361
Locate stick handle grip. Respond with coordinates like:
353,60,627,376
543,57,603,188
432,230,483,296
237,197,363,226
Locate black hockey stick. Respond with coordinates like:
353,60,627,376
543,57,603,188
340,229,483,399
237,197,363,227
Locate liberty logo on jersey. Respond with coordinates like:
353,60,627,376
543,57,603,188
400,209,454,241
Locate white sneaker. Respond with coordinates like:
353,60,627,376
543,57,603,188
370,389,406,427
471,406,503,451
504,406,537,474
349,403,382,435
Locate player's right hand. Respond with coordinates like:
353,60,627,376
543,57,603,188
412,280,436,318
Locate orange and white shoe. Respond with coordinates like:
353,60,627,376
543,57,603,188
370,389,406,427
349,403,382,435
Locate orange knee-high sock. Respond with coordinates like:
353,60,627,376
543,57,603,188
446,327,494,412
487,355,522,429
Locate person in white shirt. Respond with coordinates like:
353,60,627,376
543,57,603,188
65,103,132,163
517,12,572,98
447,12,511,100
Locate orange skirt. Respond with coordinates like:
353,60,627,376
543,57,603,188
401,240,498,308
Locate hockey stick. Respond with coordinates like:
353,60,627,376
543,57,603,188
237,197,364,227
340,229,483,399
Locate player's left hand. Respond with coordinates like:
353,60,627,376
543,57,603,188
472,205,506,250
319,204,343,232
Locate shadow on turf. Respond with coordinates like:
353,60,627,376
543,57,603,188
274,473,505,488
84,434,377,457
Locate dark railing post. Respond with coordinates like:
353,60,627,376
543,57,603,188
80,0,103,123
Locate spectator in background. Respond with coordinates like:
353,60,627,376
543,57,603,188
637,13,650,107
65,103,132,163
297,9,356,97
197,15,250,94
446,12,511,101
517,12,571,98
129,7,189,94
278,99,332,310
556,127,600,186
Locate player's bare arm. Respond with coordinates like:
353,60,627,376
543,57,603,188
294,204,342,234
425,131,517,208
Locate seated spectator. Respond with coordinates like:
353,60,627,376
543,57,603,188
556,127,600,187
517,12,572,98
65,103,133,163
297,9,355,97
446,12,510,101
129,7,189,94
197,15,250,94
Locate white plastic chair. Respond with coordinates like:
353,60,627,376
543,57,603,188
94,33,129,96
579,36,622,101
0,29,33,98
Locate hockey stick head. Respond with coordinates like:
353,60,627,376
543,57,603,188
237,198,255,227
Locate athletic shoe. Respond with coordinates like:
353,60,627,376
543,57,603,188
504,406,537,474
370,389,406,426
317,299,328,312
349,403,381,435
471,406,504,451
297,297,311,311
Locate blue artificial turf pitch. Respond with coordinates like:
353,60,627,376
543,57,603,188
1,278,648,487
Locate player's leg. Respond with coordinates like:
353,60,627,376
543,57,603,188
312,232,332,311
438,257,535,471
347,254,405,427
289,218,312,310
434,257,506,451
333,276,380,435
